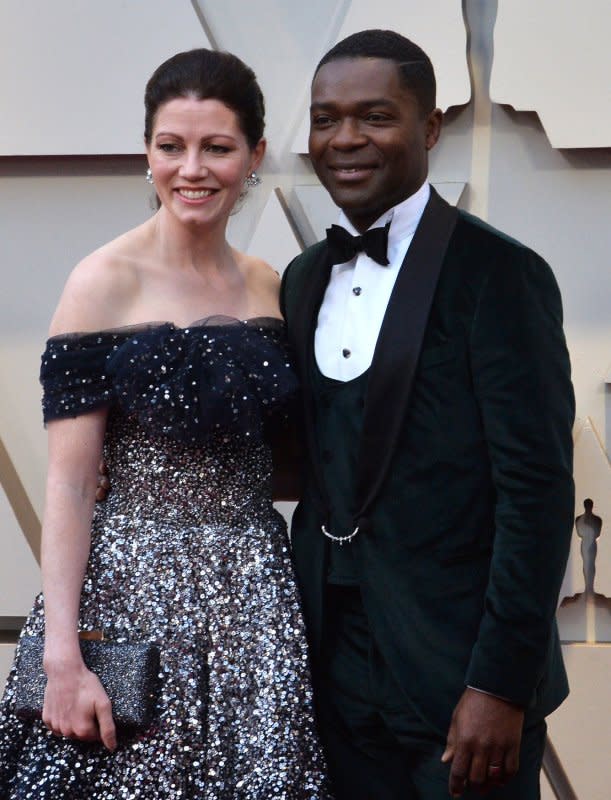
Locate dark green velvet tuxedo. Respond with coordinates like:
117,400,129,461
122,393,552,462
280,188,575,737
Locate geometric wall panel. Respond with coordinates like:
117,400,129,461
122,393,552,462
546,644,611,800
0,431,40,565
292,0,470,152
541,773,558,800
0,1,210,154
491,0,611,148
193,0,348,151
0,480,40,616
428,182,466,207
0,340,49,524
289,185,332,246
337,0,470,112
0,167,153,522
0,169,152,337
0,646,16,692
245,188,303,273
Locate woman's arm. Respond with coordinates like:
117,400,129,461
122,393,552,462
39,251,134,750
41,409,117,750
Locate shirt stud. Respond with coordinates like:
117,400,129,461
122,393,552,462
342,348,351,359
352,286,362,296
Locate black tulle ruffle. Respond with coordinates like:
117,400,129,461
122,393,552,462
40,317,297,443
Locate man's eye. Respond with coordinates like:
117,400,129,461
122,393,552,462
312,115,333,126
366,113,388,122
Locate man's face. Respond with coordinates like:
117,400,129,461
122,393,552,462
309,57,442,232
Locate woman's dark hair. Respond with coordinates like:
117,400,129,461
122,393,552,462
144,48,265,148
315,29,436,115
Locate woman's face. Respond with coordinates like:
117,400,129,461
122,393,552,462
146,95,264,230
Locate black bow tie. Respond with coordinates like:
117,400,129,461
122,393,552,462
325,221,390,266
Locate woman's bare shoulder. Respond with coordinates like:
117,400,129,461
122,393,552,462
239,252,282,289
49,225,151,336
235,252,283,317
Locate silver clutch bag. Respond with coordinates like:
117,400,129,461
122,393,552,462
14,633,160,730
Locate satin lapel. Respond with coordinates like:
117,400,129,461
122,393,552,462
292,245,333,518
355,188,459,520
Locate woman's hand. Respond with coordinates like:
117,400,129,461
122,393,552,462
95,460,110,502
42,658,117,751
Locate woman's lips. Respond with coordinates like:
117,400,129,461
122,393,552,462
176,188,215,199
174,188,218,204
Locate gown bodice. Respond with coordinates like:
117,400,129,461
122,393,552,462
40,316,299,528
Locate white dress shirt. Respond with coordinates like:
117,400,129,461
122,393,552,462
315,182,430,381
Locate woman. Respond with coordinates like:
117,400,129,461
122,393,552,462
0,49,330,798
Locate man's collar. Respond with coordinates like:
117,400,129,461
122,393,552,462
337,181,430,241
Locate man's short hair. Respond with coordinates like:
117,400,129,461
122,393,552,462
314,29,436,115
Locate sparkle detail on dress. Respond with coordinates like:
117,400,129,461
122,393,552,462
0,317,331,799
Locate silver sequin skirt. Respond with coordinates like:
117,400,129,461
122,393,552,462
0,415,331,799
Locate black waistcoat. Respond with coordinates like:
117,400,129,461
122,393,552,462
311,362,369,585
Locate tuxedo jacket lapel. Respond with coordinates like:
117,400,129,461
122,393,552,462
355,187,458,521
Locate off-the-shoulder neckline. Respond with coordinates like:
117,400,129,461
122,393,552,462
46,315,285,343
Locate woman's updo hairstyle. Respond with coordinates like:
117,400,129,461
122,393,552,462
144,48,265,148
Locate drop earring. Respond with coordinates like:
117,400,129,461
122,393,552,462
245,171,261,188
146,167,154,184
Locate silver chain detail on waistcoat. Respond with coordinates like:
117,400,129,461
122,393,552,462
321,524,360,545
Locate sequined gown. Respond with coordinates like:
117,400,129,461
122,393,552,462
0,317,331,799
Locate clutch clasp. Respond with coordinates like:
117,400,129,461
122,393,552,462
79,629,105,641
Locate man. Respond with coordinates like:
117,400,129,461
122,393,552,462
280,29,574,799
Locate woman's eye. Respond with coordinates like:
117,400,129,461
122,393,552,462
158,142,180,153
205,144,230,154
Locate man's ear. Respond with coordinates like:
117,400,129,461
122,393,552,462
425,109,443,151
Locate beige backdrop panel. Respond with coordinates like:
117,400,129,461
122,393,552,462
0,0,209,154
0,484,40,615
0,164,151,519
491,0,611,148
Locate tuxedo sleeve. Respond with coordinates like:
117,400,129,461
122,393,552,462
465,246,575,707
279,258,297,322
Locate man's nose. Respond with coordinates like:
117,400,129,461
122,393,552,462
330,118,367,149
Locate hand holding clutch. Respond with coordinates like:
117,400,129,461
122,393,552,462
43,657,118,750
14,635,160,740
